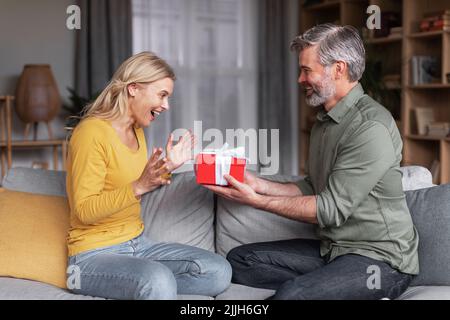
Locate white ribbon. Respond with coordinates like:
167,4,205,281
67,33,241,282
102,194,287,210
203,143,245,186
215,154,232,185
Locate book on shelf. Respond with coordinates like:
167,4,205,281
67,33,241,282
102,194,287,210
414,107,435,135
411,56,441,85
427,122,450,137
419,10,450,32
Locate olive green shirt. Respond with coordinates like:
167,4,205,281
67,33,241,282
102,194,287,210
297,83,419,275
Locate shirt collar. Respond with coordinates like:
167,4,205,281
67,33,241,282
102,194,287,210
316,83,365,123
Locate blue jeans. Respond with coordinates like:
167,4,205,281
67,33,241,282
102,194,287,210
227,239,413,300
67,233,232,300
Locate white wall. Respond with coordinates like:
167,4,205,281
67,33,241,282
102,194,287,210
0,0,75,170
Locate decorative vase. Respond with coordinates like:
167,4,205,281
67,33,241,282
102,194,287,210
15,64,61,140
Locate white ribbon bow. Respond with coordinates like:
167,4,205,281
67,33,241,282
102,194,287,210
203,143,245,185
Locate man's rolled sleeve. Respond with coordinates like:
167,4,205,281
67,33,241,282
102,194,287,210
316,121,397,228
296,176,315,196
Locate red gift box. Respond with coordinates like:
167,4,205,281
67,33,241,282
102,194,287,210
194,145,246,186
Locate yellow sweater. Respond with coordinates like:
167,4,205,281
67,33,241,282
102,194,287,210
66,117,147,256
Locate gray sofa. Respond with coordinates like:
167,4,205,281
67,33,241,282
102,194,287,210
1,166,450,300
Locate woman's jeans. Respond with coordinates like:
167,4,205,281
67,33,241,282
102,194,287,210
227,239,414,300
66,233,232,300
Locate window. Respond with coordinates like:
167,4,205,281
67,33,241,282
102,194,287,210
132,0,258,154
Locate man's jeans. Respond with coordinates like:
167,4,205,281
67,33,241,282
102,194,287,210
67,233,232,300
227,239,413,300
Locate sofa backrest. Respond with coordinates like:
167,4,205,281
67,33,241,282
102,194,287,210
215,174,318,256
139,171,215,251
1,166,435,256
405,183,450,286
215,166,435,256
2,167,66,196
1,167,215,252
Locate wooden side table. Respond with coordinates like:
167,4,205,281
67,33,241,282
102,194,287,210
0,95,68,179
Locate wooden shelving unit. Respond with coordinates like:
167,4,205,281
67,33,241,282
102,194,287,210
408,84,450,89
298,0,450,184
366,34,402,44
0,95,67,179
403,0,450,184
409,30,449,39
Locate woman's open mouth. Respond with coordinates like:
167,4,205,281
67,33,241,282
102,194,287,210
150,110,161,121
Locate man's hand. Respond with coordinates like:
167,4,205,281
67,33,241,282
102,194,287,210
205,173,318,224
243,171,266,194
243,171,302,197
204,174,265,209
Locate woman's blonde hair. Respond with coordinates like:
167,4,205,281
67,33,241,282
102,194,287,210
76,51,175,124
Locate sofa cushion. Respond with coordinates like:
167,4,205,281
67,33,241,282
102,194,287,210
140,171,215,251
397,286,450,300
215,283,275,300
215,173,318,257
2,165,431,197
0,189,70,289
406,184,450,286
0,277,103,300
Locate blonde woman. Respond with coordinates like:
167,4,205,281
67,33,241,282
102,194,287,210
66,52,231,300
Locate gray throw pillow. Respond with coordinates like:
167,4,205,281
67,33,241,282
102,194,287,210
2,167,67,197
140,171,215,251
215,172,319,257
406,184,450,286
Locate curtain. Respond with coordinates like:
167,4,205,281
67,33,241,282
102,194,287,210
76,0,133,98
258,0,299,175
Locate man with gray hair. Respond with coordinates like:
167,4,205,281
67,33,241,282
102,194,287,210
205,23,419,300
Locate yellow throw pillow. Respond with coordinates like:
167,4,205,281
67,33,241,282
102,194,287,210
0,188,70,288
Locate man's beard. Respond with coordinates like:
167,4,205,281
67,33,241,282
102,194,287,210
304,68,336,107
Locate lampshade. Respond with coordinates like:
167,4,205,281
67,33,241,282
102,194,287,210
15,64,61,124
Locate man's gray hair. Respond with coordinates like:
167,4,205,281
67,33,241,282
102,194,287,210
290,23,365,82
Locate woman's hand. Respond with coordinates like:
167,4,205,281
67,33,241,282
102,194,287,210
132,147,171,197
165,130,196,172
